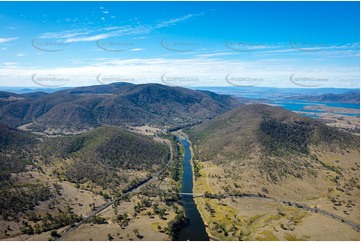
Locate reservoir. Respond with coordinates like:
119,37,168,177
175,137,209,241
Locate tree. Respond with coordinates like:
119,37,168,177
107,233,114,241
153,204,159,214
159,208,166,219
50,230,60,238
167,212,188,240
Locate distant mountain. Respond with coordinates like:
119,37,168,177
0,83,240,133
193,86,360,102
0,91,24,101
292,90,360,104
188,104,359,182
0,86,70,94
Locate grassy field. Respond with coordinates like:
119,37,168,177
192,155,360,241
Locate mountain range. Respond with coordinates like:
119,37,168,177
0,83,240,133
291,90,360,104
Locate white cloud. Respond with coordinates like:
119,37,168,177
155,13,200,29
38,30,92,39
195,52,235,58
36,13,202,44
129,48,144,52
0,37,18,44
65,33,109,43
2,62,18,67
0,57,358,88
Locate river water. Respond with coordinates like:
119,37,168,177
175,137,209,241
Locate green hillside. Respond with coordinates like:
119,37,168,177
41,126,168,189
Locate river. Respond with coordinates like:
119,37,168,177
175,137,209,241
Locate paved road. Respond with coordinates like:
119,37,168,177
56,132,359,239
56,137,174,241
228,194,360,232
176,133,360,233
175,191,359,231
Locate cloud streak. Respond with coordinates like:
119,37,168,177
0,37,18,44
36,13,201,43
0,56,358,88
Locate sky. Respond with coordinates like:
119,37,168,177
0,1,359,88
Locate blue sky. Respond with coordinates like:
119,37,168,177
0,1,359,88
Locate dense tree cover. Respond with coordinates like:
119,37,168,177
21,208,82,235
0,124,38,149
259,117,312,155
95,129,168,169
0,184,52,221
42,126,168,170
316,124,358,148
189,104,359,159
0,124,39,182
260,117,358,155
0,83,239,132
170,137,183,182
40,126,169,190
87,215,107,224
188,104,359,183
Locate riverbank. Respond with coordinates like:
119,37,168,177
187,155,360,241
175,130,216,241
172,132,209,241
188,137,216,241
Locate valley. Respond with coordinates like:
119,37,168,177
0,83,359,241
0,1,359,241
